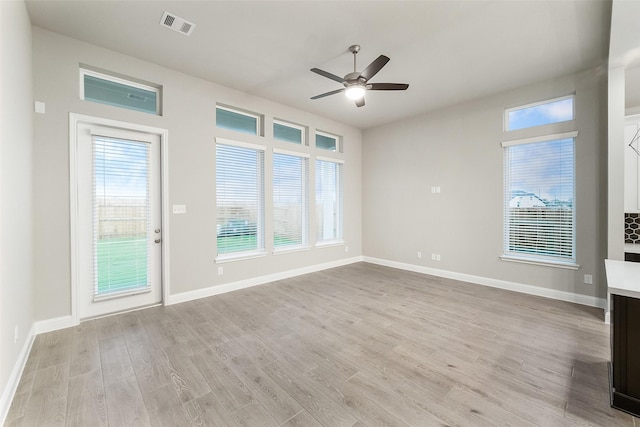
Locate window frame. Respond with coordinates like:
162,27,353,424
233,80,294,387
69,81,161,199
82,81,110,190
216,105,261,136
273,119,306,146
79,68,161,115
500,131,579,269
215,137,266,262
315,130,340,152
315,156,344,246
272,148,310,254
504,94,575,132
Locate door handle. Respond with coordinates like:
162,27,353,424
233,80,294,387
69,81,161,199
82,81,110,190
154,239,161,244
155,229,161,233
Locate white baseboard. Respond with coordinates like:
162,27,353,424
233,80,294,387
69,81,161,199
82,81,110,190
363,256,607,309
167,256,364,305
33,315,77,335
0,323,36,426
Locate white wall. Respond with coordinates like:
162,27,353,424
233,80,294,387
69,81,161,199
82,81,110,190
31,27,362,322
362,69,608,300
0,0,34,415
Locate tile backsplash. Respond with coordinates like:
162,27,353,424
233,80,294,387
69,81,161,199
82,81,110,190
625,213,640,243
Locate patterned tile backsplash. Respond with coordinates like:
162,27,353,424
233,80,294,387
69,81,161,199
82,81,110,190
625,213,640,243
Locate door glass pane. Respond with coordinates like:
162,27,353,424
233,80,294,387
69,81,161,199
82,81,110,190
93,136,150,296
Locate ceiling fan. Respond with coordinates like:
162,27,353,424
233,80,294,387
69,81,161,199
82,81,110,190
310,45,409,107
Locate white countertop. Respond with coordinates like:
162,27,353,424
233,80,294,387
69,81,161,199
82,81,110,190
606,259,640,299
625,243,640,254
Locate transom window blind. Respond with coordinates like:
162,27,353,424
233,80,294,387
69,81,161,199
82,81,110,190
503,136,576,264
216,141,265,255
93,136,151,297
316,159,343,243
273,151,308,249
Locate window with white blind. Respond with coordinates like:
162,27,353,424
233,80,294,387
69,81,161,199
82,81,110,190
273,150,309,251
502,131,577,267
216,139,265,257
93,136,151,296
316,158,343,244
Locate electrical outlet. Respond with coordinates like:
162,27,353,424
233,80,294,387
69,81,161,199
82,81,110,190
345,246,349,253
584,274,593,285
431,253,436,261
417,251,422,259
14,325,18,344
217,266,223,275
436,254,441,261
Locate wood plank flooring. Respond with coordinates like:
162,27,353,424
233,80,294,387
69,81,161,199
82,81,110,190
5,262,639,426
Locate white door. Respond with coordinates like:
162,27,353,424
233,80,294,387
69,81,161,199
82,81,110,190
76,122,162,319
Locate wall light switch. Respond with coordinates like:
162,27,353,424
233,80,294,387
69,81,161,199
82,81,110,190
217,267,223,275
417,251,422,259
173,205,186,214
584,274,593,285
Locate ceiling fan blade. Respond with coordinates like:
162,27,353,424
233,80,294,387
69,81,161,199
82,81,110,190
310,68,345,83
367,83,409,91
311,88,345,100
359,55,390,81
355,97,365,108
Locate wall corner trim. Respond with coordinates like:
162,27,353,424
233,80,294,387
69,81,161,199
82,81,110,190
362,256,607,310
0,324,36,426
167,256,364,305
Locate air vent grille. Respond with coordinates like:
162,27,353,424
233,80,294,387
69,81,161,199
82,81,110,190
160,11,195,36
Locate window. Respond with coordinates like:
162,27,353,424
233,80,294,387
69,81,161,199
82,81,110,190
216,139,265,257
316,131,339,152
505,95,574,131
502,132,577,267
273,150,309,250
274,120,305,145
80,68,160,115
316,158,343,243
216,105,260,135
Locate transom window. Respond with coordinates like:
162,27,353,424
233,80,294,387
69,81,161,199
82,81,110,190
80,68,160,115
274,120,305,145
505,95,574,131
316,131,339,152
216,105,261,135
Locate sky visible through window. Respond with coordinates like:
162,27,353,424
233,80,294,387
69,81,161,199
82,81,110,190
507,138,574,206
507,97,573,131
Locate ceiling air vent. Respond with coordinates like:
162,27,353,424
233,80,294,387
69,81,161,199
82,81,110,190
160,11,195,36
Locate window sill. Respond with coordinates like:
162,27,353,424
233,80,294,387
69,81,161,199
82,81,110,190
273,245,310,256
215,251,266,263
316,240,345,248
500,255,580,270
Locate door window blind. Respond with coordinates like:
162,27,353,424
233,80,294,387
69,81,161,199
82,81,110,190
216,142,265,255
315,159,343,243
93,136,151,297
503,137,575,264
273,151,308,249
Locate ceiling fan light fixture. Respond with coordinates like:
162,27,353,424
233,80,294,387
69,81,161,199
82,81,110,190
345,85,365,100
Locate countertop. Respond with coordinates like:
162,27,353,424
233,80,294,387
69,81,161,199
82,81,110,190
625,243,640,254
606,259,640,299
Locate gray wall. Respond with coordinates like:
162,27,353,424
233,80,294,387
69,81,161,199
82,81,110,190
32,27,362,321
362,69,608,299
0,0,35,400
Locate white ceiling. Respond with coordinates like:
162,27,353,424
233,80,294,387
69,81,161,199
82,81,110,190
25,0,611,130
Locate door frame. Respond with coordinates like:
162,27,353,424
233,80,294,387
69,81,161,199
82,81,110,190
69,113,170,323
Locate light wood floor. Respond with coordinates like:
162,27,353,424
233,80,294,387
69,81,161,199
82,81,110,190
5,262,639,426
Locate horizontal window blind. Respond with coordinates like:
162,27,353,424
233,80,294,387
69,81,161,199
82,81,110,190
503,137,575,264
93,136,151,297
216,142,265,255
273,152,308,249
316,159,343,242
